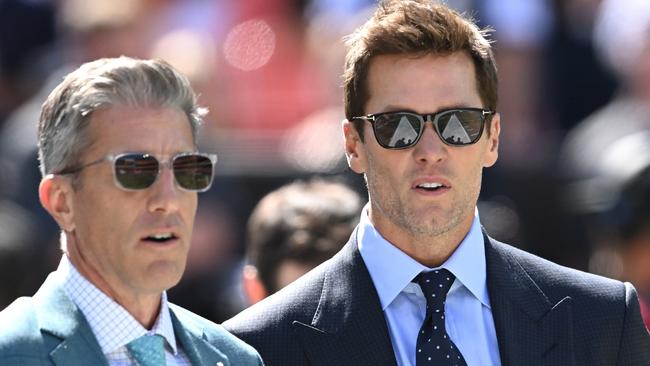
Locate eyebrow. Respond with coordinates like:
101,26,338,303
373,104,480,114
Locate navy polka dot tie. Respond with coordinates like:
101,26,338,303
126,334,166,366
414,269,467,365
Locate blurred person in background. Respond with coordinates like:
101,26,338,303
563,131,650,328
475,0,616,271
224,1,650,365
562,0,650,183
0,0,56,125
0,57,262,365
241,179,362,304
561,0,650,329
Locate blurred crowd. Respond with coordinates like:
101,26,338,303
0,0,648,326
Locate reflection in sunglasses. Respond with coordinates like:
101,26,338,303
56,152,217,192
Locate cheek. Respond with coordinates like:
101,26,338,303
455,150,487,187
366,153,407,195
183,194,198,218
365,151,388,181
175,194,199,237
76,192,136,236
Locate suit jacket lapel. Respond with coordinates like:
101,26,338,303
292,229,398,366
32,274,108,366
485,233,575,366
34,273,230,366
170,305,230,366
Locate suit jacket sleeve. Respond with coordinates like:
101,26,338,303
617,282,650,365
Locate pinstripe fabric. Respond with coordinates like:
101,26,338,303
225,228,396,366
484,234,650,365
224,227,650,366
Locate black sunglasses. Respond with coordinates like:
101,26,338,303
352,108,494,149
56,152,217,192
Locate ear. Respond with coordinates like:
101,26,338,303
343,119,367,174
483,113,500,168
242,265,268,305
39,175,76,232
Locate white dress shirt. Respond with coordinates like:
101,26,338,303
358,206,501,366
55,255,191,366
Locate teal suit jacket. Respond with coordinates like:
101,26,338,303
0,273,263,366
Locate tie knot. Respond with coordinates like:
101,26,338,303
126,334,165,366
414,268,455,305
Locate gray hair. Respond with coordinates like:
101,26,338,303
37,56,207,176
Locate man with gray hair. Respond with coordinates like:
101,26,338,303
0,57,263,365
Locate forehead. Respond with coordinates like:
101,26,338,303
365,52,481,114
85,104,195,155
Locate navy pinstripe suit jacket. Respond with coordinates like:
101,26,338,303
224,228,650,365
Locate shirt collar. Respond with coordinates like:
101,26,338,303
56,255,179,355
358,205,490,310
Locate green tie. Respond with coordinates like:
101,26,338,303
126,334,166,366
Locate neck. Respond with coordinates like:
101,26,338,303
369,209,473,268
65,235,162,329
112,293,162,330
390,229,468,268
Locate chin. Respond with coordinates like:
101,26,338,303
145,261,185,289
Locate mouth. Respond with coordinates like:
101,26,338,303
412,178,451,195
415,182,446,191
141,232,179,245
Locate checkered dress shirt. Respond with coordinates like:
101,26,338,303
56,256,192,365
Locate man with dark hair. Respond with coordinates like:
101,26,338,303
241,179,362,303
224,1,650,365
0,57,262,365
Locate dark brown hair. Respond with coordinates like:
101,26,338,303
246,179,362,294
343,0,497,140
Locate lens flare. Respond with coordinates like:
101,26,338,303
223,19,275,71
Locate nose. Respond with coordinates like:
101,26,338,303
413,122,448,164
147,166,181,213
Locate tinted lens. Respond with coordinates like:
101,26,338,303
435,110,484,145
374,113,423,148
114,154,158,190
173,154,214,191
